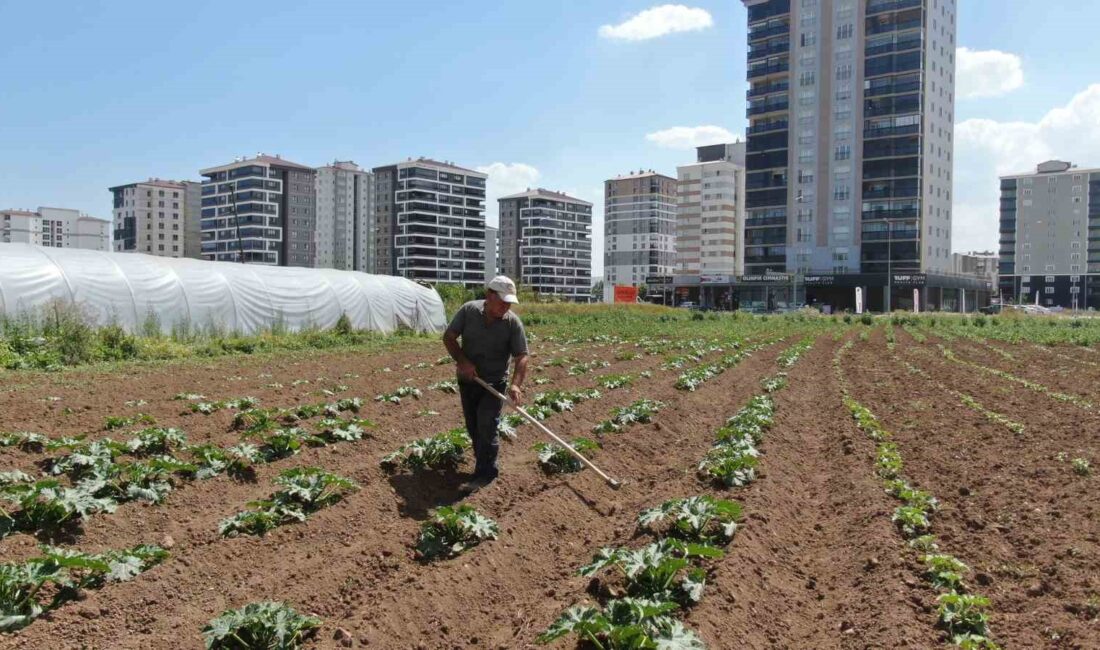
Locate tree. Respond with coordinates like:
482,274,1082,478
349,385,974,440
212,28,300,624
590,280,604,300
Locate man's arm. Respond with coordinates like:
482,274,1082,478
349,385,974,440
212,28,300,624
443,330,477,381
508,353,529,404
443,305,477,381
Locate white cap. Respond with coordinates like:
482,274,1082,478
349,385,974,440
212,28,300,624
486,275,519,304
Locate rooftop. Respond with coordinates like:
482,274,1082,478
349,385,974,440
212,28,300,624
1001,160,1100,178
200,154,314,175
498,188,592,205
392,157,485,176
608,169,676,181
108,178,195,192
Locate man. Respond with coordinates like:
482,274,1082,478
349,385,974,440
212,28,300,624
442,275,529,492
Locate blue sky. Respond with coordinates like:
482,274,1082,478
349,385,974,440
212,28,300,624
2,0,1098,276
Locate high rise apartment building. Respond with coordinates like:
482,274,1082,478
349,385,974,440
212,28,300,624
499,189,593,302
199,155,316,266
315,161,375,272
999,160,1100,309
676,143,747,279
603,171,677,301
372,158,487,286
109,179,201,258
0,207,109,250
742,0,968,311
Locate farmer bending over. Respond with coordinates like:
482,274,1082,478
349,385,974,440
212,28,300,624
442,275,529,492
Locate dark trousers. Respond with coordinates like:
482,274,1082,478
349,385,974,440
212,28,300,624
458,380,506,478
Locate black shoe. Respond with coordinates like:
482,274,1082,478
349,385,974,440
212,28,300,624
460,472,497,495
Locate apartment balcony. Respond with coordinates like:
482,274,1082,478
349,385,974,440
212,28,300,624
748,21,790,42
862,207,919,221
747,60,789,80
747,119,788,135
748,40,790,62
748,98,790,116
866,0,922,16
747,80,790,98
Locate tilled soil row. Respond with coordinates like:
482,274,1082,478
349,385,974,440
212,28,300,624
0,336,634,458
916,332,1100,405
1,337,774,649
848,330,1100,649
686,334,940,650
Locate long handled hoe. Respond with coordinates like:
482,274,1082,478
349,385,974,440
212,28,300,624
474,377,622,489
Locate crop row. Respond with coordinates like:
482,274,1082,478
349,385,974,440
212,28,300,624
835,341,1000,649
673,340,769,391
0,396,372,538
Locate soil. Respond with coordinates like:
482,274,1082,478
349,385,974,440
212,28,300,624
843,328,1100,649
0,326,1097,649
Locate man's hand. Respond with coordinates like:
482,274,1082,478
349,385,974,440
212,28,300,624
457,360,477,381
508,384,524,405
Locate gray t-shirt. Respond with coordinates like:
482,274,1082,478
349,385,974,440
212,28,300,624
447,300,528,383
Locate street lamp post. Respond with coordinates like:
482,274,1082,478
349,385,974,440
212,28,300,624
885,233,892,313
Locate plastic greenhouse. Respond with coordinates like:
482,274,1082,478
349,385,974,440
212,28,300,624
0,244,446,335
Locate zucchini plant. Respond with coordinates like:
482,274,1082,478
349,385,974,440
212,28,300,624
202,601,321,650
0,544,167,632
596,374,633,390
316,417,373,443
592,399,664,435
578,539,722,607
427,379,459,394
1,479,117,531
104,413,156,430
374,386,422,404
124,427,188,456
416,504,499,560
380,428,470,472
533,438,600,474
219,467,358,537
637,496,742,545
537,597,704,649
532,389,601,414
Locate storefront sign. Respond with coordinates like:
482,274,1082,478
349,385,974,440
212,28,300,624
645,275,673,285
738,274,790,283
892,273,927,287
804,275,835,286
613,285,638,304
701,274,732,284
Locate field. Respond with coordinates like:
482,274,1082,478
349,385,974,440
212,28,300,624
1,306,1098,649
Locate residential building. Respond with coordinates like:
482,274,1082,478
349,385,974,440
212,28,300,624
998,160,1100,309
673,143,747,309
740,0,980,312
603,171,677,302
485,225,499,282
198,154,316,266
109,179,201,258
697,142,747,165
372,158,487,286
315,161,375,272
952,250,997,285
499,188,593,302
0,207,109,250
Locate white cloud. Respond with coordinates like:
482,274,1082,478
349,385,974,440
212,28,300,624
475,162,541,228
953,83,1100,252
956,47,1024,99
645,125,737,150
599,5,713,41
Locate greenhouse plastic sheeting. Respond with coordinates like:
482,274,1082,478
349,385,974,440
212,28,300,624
0,243,446,335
